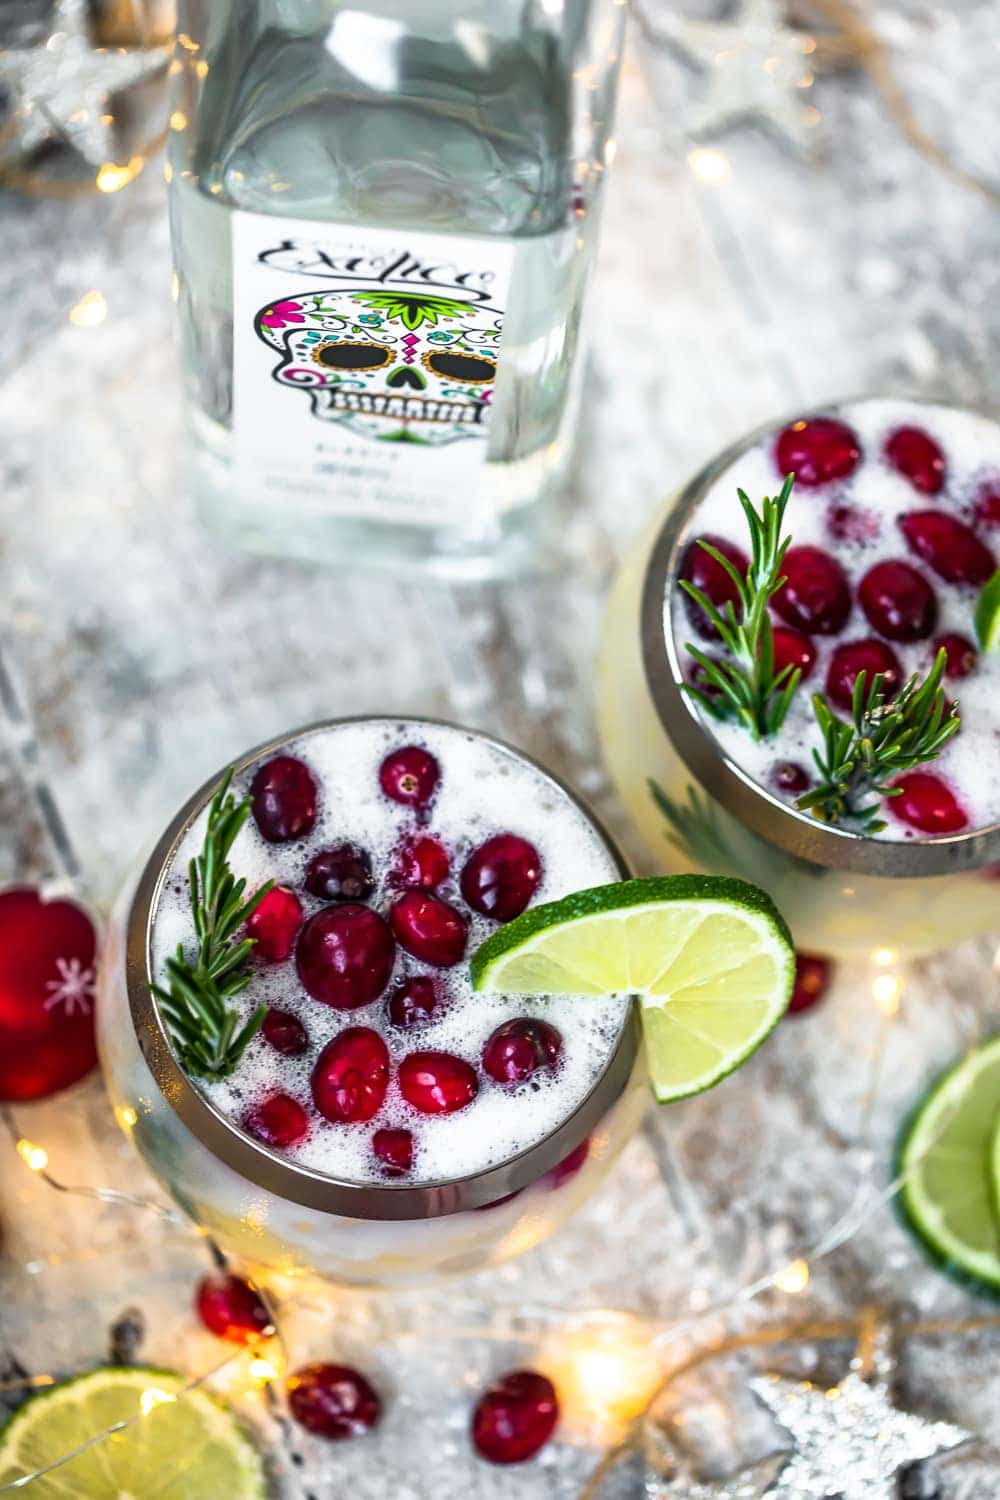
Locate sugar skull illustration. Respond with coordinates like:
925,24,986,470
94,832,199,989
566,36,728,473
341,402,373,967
254,289,504,446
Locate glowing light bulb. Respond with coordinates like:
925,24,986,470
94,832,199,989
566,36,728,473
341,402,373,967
115,1104,138,1129
69,290,107,328
688,147,731,184
96,157,142,193
16,1140,48,1172
170,111,188,132
873,972,902,1018
538,1314,662,1444
773,1258,810,1294
139,1387,176,1416
248,1357,278,1382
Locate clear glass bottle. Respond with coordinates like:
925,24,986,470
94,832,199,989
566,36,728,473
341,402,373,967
167,0,626,578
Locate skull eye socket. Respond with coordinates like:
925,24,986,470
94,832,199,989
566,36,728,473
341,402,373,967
422,350,496,384
312,341,392,371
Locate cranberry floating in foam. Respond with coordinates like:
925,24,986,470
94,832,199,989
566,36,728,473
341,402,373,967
775,416,861,486
825,638,902,711
827,502,880,544
472,1370,559,1465
379,745,439,809
392,833,450,890
771,761,810,796
372,1127,413,1176
770,626,816,683
244,1092,309,1149
196,1273,272,1344
898,511,995,586
889,772,968,835
296,904,395,1008
483,1019,562,1085
461,834,543,922
287,1363,381,1440
772,546,851,635
247,886,302,963
251,754,317,843
311,1027,390,1124
387,974,441,1029
936,632,978,681
857,560,937,642
884,425,946,495
304,844,374,903
390,890,467,966
679,534,748,640
262,1006,309,1056
399,1050,478,1114
973,480,1000,528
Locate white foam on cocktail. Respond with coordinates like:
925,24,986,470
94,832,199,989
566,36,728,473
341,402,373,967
669,398,1000,841
152,720,630,1186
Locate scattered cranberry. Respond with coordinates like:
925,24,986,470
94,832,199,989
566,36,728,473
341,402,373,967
388,974,441,1029
399,1051,479,1115
244,1092,309,1149
788,953,832,1015
262,1006,309,1056
827,502,881,544
825,638,902,711
770,626,816,683
472,1370,559,1465
482,1019,562,1085
311,1027,390,1124
251,755,318,843
390,891,467,967
899,510,995,586
461,834,543,922
286,1363,380,1441
775,416,861,486
679,534,748,640
772,546,851,635
372,1127,414,1176
546,1138,591,1190
379,746,439,809
771,761,811,796
304,844,374,903
296,905,395,1008
857,560,937,642
973,479,1000,528
885,425,946,495
247,886,303,963
889,771,969,834
392,834,450,890
195,1273,272,1344
935,631,978,680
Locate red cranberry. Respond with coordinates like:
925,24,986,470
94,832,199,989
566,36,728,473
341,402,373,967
775,416,861,486
973,479,1000,528
311,1028,390,1124
195,1273,272,1344
390,891,467,967
885,425,946,495
889,771,968,834
771,761,811,796
244,1092,309,1149
857,560,937,642
387,974,441,1028
251,755,317,843
379,746,439,808
372,1127,413,1176
296,905,395,1008
262,1006,309,1056
247,886,302,963
787,953,832,1015
399,1051,478,1115
287,1363,380,1440
472,1370,559,1465
304,844,374,903
392,834,450,890
935,632,978,680
461,834,543,922
773,546,851,635
482,1019,562,1085
825,638,902,711
770,626,816,683
546,1138,590,1190
679,534,748,640
899,511,995,586
827,502,881,544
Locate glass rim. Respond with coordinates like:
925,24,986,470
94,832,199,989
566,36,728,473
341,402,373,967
125,714,640,1221
639,396,1000,879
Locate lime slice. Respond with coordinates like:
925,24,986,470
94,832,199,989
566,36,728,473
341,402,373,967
470,875,794,1102
0,1366,265,1499
990,1112,1000,1236
974,568,1000,651
898,1035,1000,1293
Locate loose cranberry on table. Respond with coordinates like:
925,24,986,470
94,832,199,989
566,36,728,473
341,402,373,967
471,1370,559,1465
774,416,862,487
387,974,441,1029
679,534,748,640
296,905,395,1007
898,511,995,586
399,1050,479,1114
304,844,374,903
889,772,969,835
787,953,833,1015
195,1273,272,1344
857,560,937,642
770,626,816,683
771,761,811,796
372,1127,414,1176
261,1006,309,1056
772,546,851,635
461,834,543,922
379,745,440,809
390,890,467,966
391,833,450,891
311,1027,390,1124
251,755,318,843
935,632,978,680
286,1363,380,1441
246,886,302,963
482,1019,562,1085
243,1092,309,1149
825,638,903,711
884,425,946,495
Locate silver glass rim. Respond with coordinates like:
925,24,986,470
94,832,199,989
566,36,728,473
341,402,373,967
640,396,1000,878
126,715,640,1221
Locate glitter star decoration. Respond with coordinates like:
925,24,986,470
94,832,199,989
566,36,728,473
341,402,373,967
0,0,167,169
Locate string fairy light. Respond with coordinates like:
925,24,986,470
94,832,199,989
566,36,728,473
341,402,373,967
3,1105,180,1221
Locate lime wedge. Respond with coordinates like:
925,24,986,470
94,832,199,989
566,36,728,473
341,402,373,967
974,568,1000,651
470,875,794,1102
0,1366,265,1499
990,1113,1000,1235
898,1035,1000,1293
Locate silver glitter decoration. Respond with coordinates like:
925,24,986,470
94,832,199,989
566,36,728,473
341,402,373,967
646,1453,788,1499
0,0,167,168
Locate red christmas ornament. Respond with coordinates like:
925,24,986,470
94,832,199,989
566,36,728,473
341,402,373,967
0,886,98,1100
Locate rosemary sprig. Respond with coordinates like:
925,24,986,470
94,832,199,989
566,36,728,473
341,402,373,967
152,769,273,1080
795,649,960,833
681,475,802,739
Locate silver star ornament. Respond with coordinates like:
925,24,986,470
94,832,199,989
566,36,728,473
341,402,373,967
0,0,167,168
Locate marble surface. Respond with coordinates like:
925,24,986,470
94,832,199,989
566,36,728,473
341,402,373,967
1,3,1000,1495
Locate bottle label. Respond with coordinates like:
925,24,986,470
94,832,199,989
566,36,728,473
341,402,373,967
231,211,514,526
